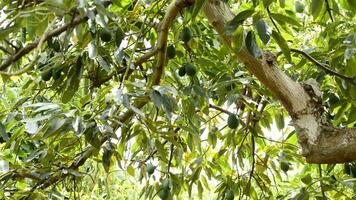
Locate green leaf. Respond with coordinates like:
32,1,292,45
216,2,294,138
279,0,285,8
245,31,262,58
149,90,162,108
43,118,66,139
347,0,356,12
225,9,255,34
255,19,272,44
270,13,301,27
231,26,244,51
192,0,207,20
271,30,291,62
301,174,312,185
127,166,135,177
263,0,273,8
61,56,84,103
311,0,324,19
275,112,285,130
102,148,113,173
0,122,9,142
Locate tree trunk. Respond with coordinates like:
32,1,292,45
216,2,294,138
202,0,356,163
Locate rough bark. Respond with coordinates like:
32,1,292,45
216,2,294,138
202,0,356,163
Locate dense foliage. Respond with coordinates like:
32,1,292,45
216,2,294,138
0,0,356,199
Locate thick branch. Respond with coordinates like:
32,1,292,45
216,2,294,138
202,0,356,163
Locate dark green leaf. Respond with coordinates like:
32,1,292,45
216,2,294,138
311,0,324,19
245,31,262,58
225,9,255,34
0,122,9,142
255,19,272,44
270,13,301,27
43,118,66,139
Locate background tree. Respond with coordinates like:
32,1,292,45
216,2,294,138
0,0,356,199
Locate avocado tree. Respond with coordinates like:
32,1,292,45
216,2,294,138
0,0,356,199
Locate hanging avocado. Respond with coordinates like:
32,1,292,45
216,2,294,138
227,114,239,129
225,189,234,200
184,62,196,76
280,160,290,172
158,188,169,199
166,45,176,59
146,163,156,175
178,66,186,77
100,28,112,42
180,27,192,43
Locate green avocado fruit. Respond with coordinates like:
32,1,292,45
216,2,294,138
184,63,196,76
166,45,176,59
227,114,239,129
146,163,156,175
280,161,289,172
225,189,234,200
158,188,169,200
180,27,192,43
178,66,186,77
100,29,112,42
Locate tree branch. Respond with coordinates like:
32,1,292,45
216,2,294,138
0,15,88,71
289,48,354,84
202,0,356,163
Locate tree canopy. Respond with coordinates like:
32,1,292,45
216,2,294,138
0,0,356,199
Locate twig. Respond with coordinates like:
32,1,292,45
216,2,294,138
167,143,174,173
0,15,88,71
0,20,56,76
289,48,355,84
318,164,327,198
267,7,280,33
324,0,334,22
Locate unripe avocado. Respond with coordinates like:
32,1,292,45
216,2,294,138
41,69,52,81
225,189,234,200
227,114,239,129
178,66,186,77
158,188,169,200
280,161,289,172
184,63,196,76
146,163,156,175
180,27,192,43
166,45,176,59
52,39,61,52
100,29,112,42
